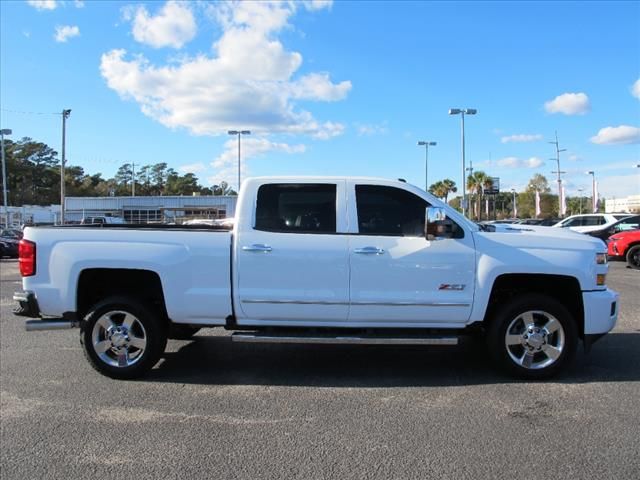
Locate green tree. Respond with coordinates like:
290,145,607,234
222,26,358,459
526,173,551,194
467,171,493,221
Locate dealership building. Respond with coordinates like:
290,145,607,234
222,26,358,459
64,195,238,224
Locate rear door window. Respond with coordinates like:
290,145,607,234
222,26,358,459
255,184,337,234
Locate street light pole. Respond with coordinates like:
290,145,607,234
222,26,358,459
587,170,596,213
449,108,477,216
417,141,436,190
511,188,517,218
60,109,71,225
1,128,12,228
578,188,584,214
228,130,251,193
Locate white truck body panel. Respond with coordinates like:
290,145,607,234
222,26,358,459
21,176,617,336
23,228,232,325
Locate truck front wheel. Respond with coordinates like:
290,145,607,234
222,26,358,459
80,296,167,380
487,294,577,379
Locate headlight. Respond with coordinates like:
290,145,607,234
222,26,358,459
596,253,607,264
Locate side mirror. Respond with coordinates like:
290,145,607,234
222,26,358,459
425,207,454,240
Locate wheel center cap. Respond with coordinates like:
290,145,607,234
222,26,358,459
527,333,545,349
111,332,128,348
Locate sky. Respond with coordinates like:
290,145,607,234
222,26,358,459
1,0,639,199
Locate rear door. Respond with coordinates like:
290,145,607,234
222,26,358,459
236,182,350,324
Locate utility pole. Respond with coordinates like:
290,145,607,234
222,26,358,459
132,162,136,197
1,129,12,228
549,131,566,217
60,109,71,225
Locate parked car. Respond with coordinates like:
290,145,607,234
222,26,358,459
607,229,640,269
587,215,640,243
0,239,19,258
1,228,23,240
552,213,631,234
15,176,617,380
80,216,126,225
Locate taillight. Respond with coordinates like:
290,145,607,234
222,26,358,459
19,240,36,277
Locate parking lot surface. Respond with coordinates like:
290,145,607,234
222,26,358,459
1,260,639,479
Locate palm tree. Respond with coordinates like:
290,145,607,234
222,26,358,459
467,171,492,221
441,179,457,204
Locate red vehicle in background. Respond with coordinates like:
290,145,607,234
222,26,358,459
607,229,640,269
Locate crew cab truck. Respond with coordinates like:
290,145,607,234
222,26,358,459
14,177,619,380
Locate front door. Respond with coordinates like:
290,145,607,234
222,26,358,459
348,184,476,325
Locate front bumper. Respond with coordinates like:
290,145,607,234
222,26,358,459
582,288,619,335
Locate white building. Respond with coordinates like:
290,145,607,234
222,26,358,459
605,195,640,214
64,194,238,224
1,205,61,227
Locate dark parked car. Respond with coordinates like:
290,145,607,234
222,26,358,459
587,215,640,242
0,239,19,258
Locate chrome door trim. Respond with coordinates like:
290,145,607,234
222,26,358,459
242,299,349,305
242,300,469,307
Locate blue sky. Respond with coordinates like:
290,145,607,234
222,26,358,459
1,0,639,198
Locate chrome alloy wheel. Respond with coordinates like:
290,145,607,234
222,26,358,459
504,310,565,370
91,310,147,368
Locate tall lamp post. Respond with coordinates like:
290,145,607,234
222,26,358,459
586,170,596,213
60,109,71,224
448,108,477,216
417,141,436,191
578,188,584,214
228,130,251,193
1,128,12,227
511,188,517,218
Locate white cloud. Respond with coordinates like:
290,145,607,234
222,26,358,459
124,1,196,49
54,25,80,43
568,154,582,162
544,92,590,115
486,156,545,169
178,162,206,174
590,125,640,145
74,0,85,8
209,137,306,188
302,0,333,11
632,78,640,100
101,1,350,139
356,123,388,136
26,0,57,10
500,134,543,144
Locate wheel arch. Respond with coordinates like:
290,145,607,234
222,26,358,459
484,273,584,339
76,268,169,323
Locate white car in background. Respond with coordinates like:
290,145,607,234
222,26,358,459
552,213,631,234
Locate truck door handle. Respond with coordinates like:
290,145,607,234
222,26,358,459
354,246,385,255
242,244,273,253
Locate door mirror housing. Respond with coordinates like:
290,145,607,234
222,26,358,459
425,207,456,240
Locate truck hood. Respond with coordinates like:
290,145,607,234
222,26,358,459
476,224,605,252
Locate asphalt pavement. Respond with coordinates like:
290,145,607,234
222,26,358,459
1,259,639,479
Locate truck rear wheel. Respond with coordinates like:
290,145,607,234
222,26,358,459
487,293,577,379
80,296,167,379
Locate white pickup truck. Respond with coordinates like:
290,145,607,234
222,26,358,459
14,177,619,379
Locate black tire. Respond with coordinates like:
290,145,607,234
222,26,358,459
487,293,578,379
80,296,167,380
168,324,201,340
626,245,640,270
